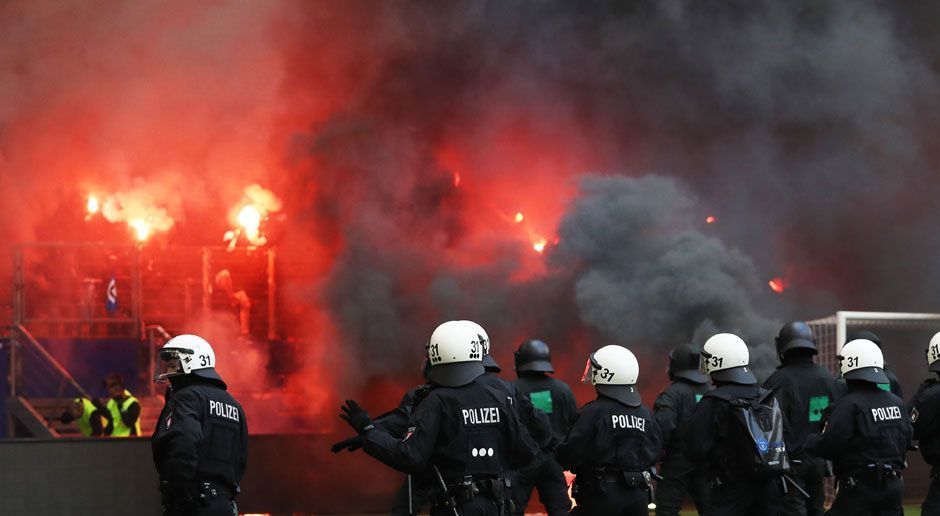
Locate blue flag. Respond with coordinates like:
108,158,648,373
106,276,118,313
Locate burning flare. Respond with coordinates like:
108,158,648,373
86,195,100,215
768,277,786,293
224,184,282,250
706,215,716,224
532,239,547,253
129,219,151,242
514,212,524,223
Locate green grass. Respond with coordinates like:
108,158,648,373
674,506,920,515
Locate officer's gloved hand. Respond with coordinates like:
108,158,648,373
331,435,364,453
339,400,374,435
92,398,106,410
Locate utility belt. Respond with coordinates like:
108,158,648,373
160,480,235,510
432,475,511,508
573,468,651,496
837,463,902,489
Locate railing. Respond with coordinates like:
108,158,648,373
8,324,90,400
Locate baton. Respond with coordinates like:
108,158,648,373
783,474,810,499
433,466,460,516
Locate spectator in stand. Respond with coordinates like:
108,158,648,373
213,269,252,338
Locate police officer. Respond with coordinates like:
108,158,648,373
556,345,662,516
152,334,248,516
652,343,712,516
906,331,940,515
846,330,902,398
332,360,435,516
510,339,577,516
763,322,842,516
806,338,911,516
339,321,539,515
685,333,786,516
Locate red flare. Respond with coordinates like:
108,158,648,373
706,215,716,224
768,277,786,293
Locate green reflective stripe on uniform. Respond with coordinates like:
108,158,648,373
808,395,829,422
877,383,891,392
76,398,97,437
695,394,703,403
529,390,553,414
108,390,141,437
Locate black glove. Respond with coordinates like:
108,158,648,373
331,435,364,453
339,400,374,435
92,398,106,411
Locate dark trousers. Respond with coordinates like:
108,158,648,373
164,496,236,516
511,453,572,516
923,476,940,516
390,475,432,516
571,484,648,516
707,477,782,516
827,477,903,516
654,457,710,516
430,496,499,516
780,458,826,516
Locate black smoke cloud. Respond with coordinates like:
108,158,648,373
287,0,940,385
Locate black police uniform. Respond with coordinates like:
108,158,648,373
556,393,662,516
361,375,539,516
383,386,436,516
152,373,248,516
511,372,577,516
652,377,712,516
763,353,842,516
685,382,786,516
907,378,940,515
806,381,911,516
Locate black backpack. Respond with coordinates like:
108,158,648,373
707,388,790,477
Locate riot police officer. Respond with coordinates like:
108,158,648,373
332,360,434,515
556,345,662,516
339,320,539,515
685,333,788,516
906,331,940,515
763,321,842,516
510,339,577,516
806,339,912,515
847,330,902,398
652,343,712,516
152,334,248,516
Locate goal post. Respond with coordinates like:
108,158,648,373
807,311,940,374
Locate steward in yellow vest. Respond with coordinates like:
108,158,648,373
59,397,108,437
104,374,141,437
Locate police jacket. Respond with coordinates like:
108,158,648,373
907,377,940,465
685,382,790,480
478,372,554,450
762,356,842,457
653,378,711,463
805,381,911,478
372,384,433,437
513,372,578,445
555,394,662,475
362,374,539,482
152,375,249,493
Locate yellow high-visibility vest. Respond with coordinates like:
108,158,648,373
107,390,141,437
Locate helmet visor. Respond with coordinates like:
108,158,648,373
699,350,713,375
153,349,187,383
581,353,600,384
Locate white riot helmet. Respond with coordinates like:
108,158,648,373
701,333,756,385
153,334,222,383
839,339,888,384
581,345,642,407
460,320,500,372
928,332,940,373
426,321,487,387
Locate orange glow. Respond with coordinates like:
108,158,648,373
768,277,786,293
706,215,716,224
86,195,99,214
129,219,151,242
565,471,577,508
453,172,461,187
514,212,524,223
533,239,547,253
